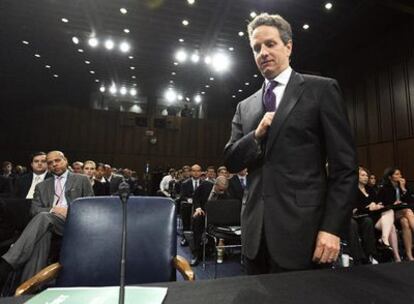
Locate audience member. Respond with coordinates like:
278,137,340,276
71,161,84,174
103,164,123,194
228,168,247,202
83,160,106,196
159,168,175,197
205,166,216,183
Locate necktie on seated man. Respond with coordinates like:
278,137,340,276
55,176,64,206
263,80,278,112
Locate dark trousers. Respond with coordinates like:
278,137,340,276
180,201,193,231
192,215,204,257
347,217,377,263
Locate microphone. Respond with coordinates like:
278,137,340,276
118,180,130,304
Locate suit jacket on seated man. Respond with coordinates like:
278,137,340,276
0,151,94,286
191,176,231,263
228,169,248,202
103,164,123,195
0,176,12,198
14,152,53,199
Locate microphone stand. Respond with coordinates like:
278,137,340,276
118,180,130,304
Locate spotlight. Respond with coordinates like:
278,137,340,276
177,94,183,101
22,40,29,45
72,37,79,44
232,95,236,98
209,77,214,81
53,74,59,78
165,88,177,103
325,2,333,10
245,82,249,86
88,37,99,47
175,50,188,62
120,8,127,14
130,88,137,96
104,39,115,50
78,49,84,53
238,31,244,37
128,56,134,59
124,28,130,33
89,70,95,74
174,62,179,66
228,47,234,51
253,74,258,78
238,89,243,92
205,85,210,88
95,79,99,83
201,91,205,95
85,60,91,64
179,38,184,43
303,24,310,30
182,20,189,26
250,12,257,18
120,86,127,95
204,56,211,65
130,66,135,70
119,41,130,53
194,94,202,104
100,86,106,93
34,54,41,58
45,65,51,69
131,75,136,79
110,85,117,94
61,18,69,23
191,53,200,63
171,72,176,75
212,52,230,72
187,0,195,4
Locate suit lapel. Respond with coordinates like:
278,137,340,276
266,71,305,155
65,172,74,195
245,86,265,134
45,178,55,207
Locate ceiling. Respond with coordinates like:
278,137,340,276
0,0,412,115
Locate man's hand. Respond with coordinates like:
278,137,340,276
51,207,68,219
193,207,205,217
254,112,275,140
312,231,340,264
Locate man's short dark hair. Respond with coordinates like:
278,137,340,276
247,13,292,45
207,166,215,171
30,152,47,163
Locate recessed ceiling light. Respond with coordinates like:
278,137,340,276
85,60,91,64
209,77,214,81
95,79,99,82
128,56,134,59
325,2,333,10
130,66,135,70
250,12,257,18
187,0,195,4
245,82,250,86
104,39,115,50
100,86,106,93
89,70,95,74
170,80,174,84
22,40,29,45
131,75,136,79
232,95,236,98
186,97,190,102
201,91,205,95
78,49,84,53
72,37,79,44
124,28,130,34
191,53,200,63
182,20,189,26
175,50,188,62
212,52,231,72
120,8,127,14
120,86,127,95
88,37,99,47
34,54,40,58
45,65,51,69
174,62,179,66
133,83,137,87
130,88,137,96
303,24,310,30
253,74,258,78
110,85,117,94
228,47,234,51
238,31,244,37
194,94,202,104
205,85,210,88
179,38,184,43
119,41,130,53
238,89,243,92
53,74,59,78
177,94,183,101
171,72,176,75
61,18,69,23
204,56,211,65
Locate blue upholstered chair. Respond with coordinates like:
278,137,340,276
15,196,194,295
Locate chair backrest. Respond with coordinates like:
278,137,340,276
205,199,241,226
56,196,176,287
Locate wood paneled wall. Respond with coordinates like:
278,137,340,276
0,106,231,172
337,19,414,181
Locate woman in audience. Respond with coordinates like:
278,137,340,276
378,167,414,261
349,167,379,264
83,160,106,196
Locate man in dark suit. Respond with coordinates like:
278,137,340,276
179,164,202,246
228,168,247,202
104,164,123,195
0,176,12,198
0,151,94,286
14,152,52,199
224,13,357,274
190,176,230,265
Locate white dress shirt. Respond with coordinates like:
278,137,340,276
160,175,173,192
26,171,48,199
264,66,292,110
54,170,69,208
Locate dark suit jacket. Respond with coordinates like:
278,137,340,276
228,175,245,202
224,70,357,269
108,174,123,195
31,172,94,217
14,172,53,198
92,180,106,196
0,176,12,197
193,181,231,210
377,183,412,206
180,178,200,201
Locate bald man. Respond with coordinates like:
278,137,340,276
0,151,94,287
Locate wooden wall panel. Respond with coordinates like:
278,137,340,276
397,138,414,181
378,70,393,141
391,63,410,139
368,143,394,178
366,77,380,143
356,146,368,168
355,83,367,145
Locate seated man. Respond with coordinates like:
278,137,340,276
14,152,52,199
0,151,94,287
191,176,230,266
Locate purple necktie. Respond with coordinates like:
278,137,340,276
263,80,278,112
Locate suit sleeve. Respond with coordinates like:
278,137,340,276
224,102,262,173
319,79,358,237
30,184,51,216
82,176,95,197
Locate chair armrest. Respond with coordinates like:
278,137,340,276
173,255,195,281
15,262,62,296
